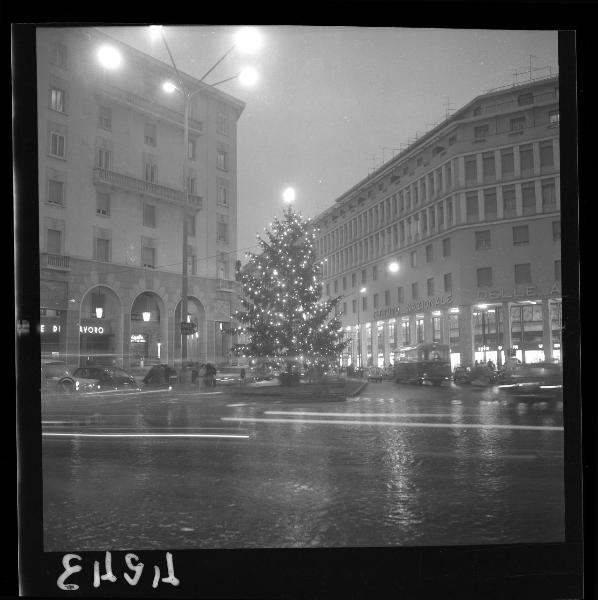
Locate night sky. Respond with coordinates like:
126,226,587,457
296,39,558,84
97,26,558,260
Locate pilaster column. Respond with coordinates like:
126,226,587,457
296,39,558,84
409,314,417,346
458,305,473,367
423,312,433,344
514,145,521,177
515,183,523,217
459,192,467,224
168,310,176,367
535,179,543,214
458,156,465,188
383,321,391,366
542,298,553,362
64,306,81,370
122,311,131,371
478,189,485,222
371,321,379,365
495,149,502,181
497,186,504,219
441,310,451,346
501,301,512,357
476,153,484,185
532,141,541,176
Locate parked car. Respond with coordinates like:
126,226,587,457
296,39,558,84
142,364,178,389
72,365,140,391
367,366,384,382
41,359,78,393
452,366,471,384
498,362,563,400
395,343,451,386
453,364,500,386
214,367,249,386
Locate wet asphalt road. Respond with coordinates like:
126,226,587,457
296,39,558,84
41,380,564,551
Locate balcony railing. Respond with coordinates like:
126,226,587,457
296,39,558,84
94,168,202,209
42,253,70,271
96,83,203,134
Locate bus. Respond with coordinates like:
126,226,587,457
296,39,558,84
394,342,451,386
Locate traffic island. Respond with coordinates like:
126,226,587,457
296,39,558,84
223,377,366,402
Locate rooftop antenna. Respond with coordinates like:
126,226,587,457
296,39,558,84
441,95,454,119
382,147,400,163
529,54,538,81
368,153,377,175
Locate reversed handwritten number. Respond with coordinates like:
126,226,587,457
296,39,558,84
93,551,117,588
124,553,144,586
152,552,180,588
57,554,82,591
162,552,180,586
57,551,178,590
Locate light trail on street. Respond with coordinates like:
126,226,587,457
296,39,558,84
265,410,480,418
43,432,251,439
221,416,563,431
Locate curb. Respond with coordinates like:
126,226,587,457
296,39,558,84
349,381,369,397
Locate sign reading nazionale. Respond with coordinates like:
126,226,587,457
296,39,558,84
374,295,452,320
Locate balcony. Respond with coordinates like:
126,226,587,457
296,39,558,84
96,83,203,134
93,168,203,209
41,253,70,271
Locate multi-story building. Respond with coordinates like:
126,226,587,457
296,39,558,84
37,27,245,369
314,76,561,370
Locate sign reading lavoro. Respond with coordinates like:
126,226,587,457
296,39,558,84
79,324,105,335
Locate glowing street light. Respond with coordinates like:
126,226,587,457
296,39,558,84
238,65,259,87
234,27,263,54
388,261,400,273
97,45,122,70
162,80,178,94
149,25,163,42
282,187,296,204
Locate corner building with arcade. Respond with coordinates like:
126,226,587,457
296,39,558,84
313,75,562,370
37,27,244,370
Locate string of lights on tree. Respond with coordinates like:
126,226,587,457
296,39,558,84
231,207,347,364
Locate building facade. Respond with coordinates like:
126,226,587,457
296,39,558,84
313,76,561,370
38,27,244,369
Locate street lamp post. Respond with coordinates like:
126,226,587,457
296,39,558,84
154,26,261,375
96,30,260,374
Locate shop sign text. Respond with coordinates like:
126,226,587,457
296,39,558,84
405,295,452,313
375,295,452,320
40,324,61,334
478,286,535,300
374,306,401,320
79,325,105,335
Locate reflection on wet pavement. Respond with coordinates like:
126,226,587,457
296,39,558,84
42,381,565,550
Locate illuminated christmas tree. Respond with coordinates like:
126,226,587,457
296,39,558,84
232,207,346,364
